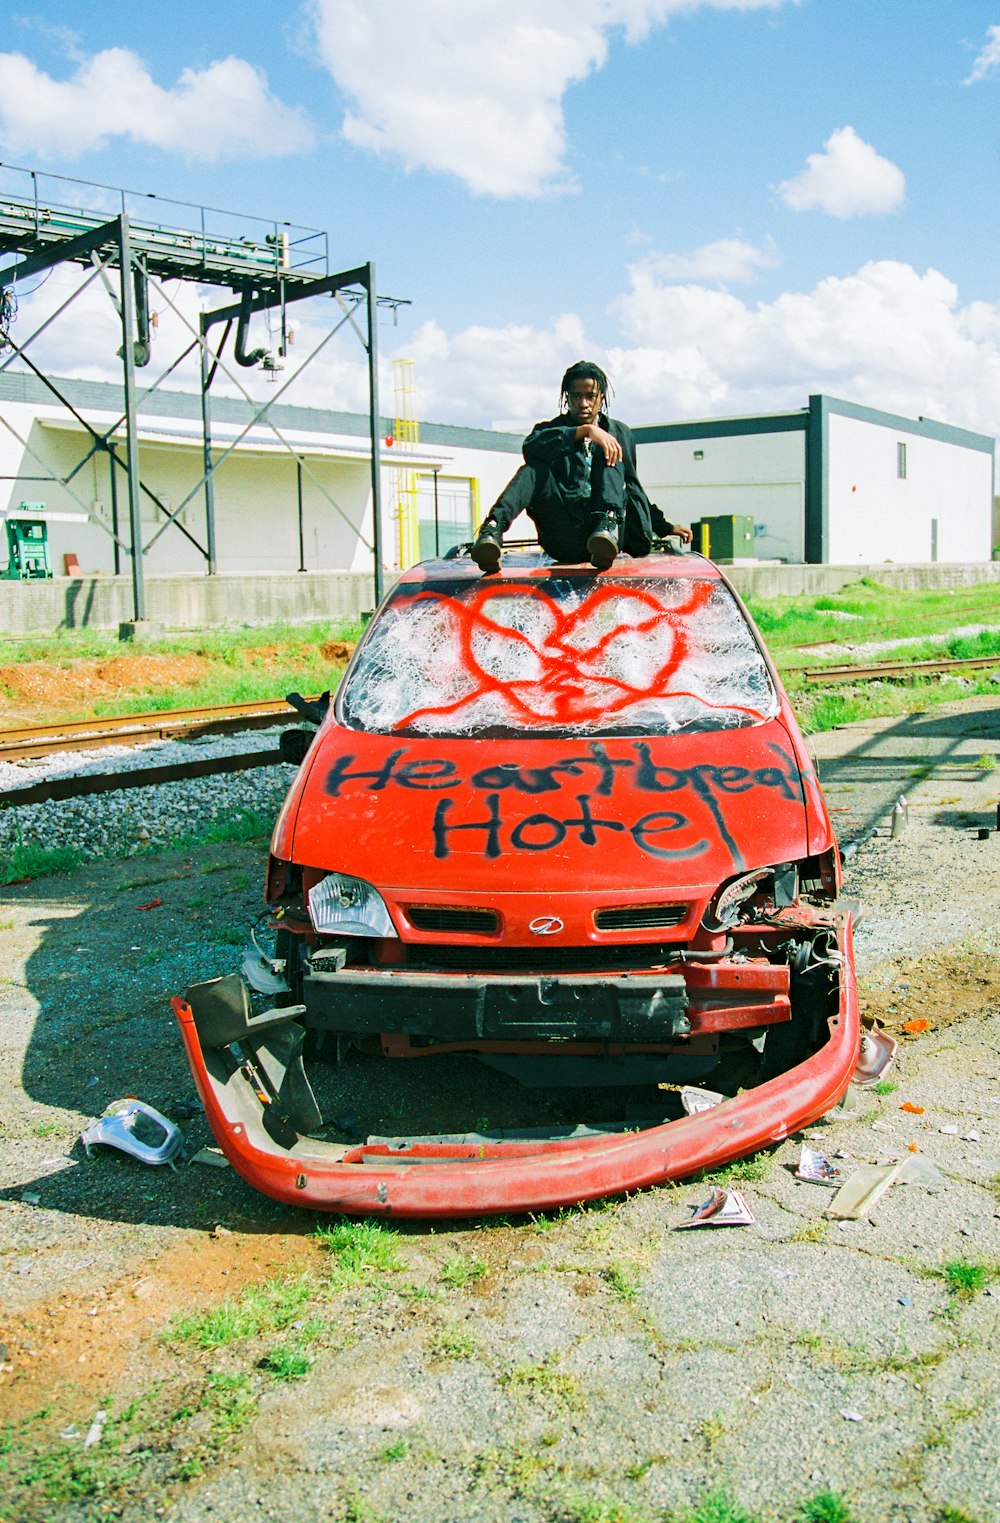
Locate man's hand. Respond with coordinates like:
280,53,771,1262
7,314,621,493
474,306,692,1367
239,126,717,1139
578,422,622,466
671,523,693,544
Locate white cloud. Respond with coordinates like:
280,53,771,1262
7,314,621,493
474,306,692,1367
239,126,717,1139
308,0,793,197
633,237,780,284
964,24,1000,83
14,251,1000,455
0,48,314,162
777,125,906,218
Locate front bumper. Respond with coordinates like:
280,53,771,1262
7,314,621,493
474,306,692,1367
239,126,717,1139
170,916,859,1219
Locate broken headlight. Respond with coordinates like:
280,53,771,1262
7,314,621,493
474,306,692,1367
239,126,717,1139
702,863,798,931
307,873,397,938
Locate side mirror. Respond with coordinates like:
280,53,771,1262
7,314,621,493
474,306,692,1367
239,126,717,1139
279,728,314,766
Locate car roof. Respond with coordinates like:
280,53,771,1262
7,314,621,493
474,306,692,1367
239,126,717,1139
396,551,724,588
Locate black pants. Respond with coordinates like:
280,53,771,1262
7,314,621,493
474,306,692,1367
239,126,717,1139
486,458,626,563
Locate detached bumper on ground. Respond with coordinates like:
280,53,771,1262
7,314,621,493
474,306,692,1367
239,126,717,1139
171,916,859,1219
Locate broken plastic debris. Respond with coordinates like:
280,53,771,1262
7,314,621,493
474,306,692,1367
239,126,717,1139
240,947,291,997
963,1130,981,1143
896,1154,944,1187
840,1409,864,1423
136,898,162,911
191,1146,230,1168
81,1100,184,1170
900,1102,925,1115
794,1144,844,1185
21,1191,40,1206
852,1026,898,1088
83,1410,107,1449
939,1125,959,1135
898,1296,913,1307
901,1019,930,1034
680,1085,725,1115
824,1163,902,1221
676,1187,755,1228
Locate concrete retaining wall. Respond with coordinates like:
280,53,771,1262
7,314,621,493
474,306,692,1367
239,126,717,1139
1,561,998,636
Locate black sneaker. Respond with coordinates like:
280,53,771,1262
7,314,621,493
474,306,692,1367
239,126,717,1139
586,512,619,570
471,524,502,572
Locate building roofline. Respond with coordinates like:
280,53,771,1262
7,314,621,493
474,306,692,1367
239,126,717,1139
0,368,524,454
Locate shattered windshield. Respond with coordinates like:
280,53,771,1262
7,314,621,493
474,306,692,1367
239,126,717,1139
339,575,779,737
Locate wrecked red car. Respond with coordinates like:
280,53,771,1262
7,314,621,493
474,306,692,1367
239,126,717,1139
174,551,859,1216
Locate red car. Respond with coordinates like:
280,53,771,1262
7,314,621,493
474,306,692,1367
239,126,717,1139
174,551,859,1216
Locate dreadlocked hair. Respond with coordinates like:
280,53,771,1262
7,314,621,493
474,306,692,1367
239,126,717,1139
560,360,613,411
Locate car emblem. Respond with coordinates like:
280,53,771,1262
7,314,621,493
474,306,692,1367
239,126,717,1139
528,915,564,936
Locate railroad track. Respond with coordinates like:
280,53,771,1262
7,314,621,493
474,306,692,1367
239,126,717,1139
792,653,1000,684
0,696,317,809
0,697,307,762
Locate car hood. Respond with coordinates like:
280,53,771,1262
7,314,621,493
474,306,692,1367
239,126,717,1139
281,716,818,894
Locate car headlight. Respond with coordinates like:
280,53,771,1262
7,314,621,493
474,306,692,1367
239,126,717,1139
701,862,797,931
307,873,397,937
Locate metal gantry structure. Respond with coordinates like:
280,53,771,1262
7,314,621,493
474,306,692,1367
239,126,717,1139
0,165,408,615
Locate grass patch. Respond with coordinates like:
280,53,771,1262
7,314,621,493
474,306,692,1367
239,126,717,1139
794,1495,854,1523
670,1489,761,1523
602,1261,640,1302
873,1079,898,1095
315,1220,405,1287
439,1253,487,1288
502,1359,582,1411
936,1259,995,1299
558,1499,649,1523
1,836,87,885
168,1272,317,1348
429,1322,479,1361
698,1150,771,1186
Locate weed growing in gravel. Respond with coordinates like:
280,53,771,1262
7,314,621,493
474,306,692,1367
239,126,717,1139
558,1498,650,1523
1,835,86,885
873,1079,897,1095
429,1322,478,1360
935,1508,984,1523
503,1359,582,1411
472,1442,549,1493
976,752,997,771
439,1253,487,1287
669,1489,760,1523
699,1150,771,1185
795,1494,854,1523
791,1218,829,1244
258,1326,322,1381
602,1260,640,1302
379,1437,409,1461
315,1220,404,1287
937,1259,995,1299
168,1272,318,1348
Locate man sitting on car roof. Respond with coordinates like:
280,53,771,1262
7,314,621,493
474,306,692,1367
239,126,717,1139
471,360,691,573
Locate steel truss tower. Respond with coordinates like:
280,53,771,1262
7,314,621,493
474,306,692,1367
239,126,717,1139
0,165,408,615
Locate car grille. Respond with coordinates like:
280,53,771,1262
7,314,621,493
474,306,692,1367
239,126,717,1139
406,906,501,935
594,904,689,931
405,944,677,973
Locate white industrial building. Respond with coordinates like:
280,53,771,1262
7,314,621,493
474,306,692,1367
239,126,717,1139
0,377,995,589
635,395,995,565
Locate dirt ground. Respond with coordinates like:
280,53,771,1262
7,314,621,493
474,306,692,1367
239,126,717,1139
1,698,999,1523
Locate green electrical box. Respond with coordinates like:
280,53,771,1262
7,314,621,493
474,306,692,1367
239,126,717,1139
2,512,53,580
690,514,756,561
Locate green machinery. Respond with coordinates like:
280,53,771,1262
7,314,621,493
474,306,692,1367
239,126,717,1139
690,513,756,561
2,505,53,580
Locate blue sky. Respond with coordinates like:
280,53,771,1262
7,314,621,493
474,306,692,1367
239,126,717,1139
2,1,1000,439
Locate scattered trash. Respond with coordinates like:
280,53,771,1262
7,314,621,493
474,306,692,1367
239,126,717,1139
902,1019,930,1034
137,898,163,911
84,1076,98,1089
898,1296,913,1307
825,1163,902,1220
81,1100,184,1170
963,1130,981,1143
896,1154,944,1187
891,796,908,838
60,1424,80,1441
794,1144,844,1185
939,1125,959,1135
131,1279,153,1300
167,1094,202,1121
680,1085,725,1115
83,1410,107,1449
900,1102,925,1115
840,1409,864,1422
851,1027,898,1088
211,1224,232,1238
21,1192,40,1206
191,1146,230,1168
39,1156,77,1172
676,1187,755,1228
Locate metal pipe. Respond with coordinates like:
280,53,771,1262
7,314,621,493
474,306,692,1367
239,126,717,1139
366,262,384,605
118,214,145,622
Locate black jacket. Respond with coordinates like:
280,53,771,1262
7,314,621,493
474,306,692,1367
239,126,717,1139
522,412,671,551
